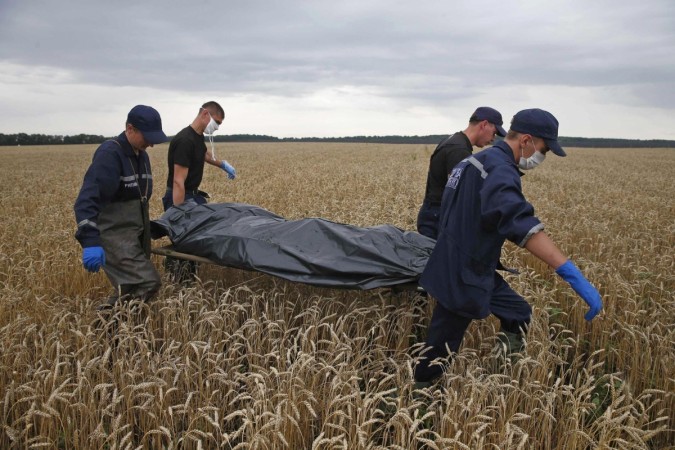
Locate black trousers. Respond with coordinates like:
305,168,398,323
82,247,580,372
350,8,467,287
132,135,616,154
416,201,441,239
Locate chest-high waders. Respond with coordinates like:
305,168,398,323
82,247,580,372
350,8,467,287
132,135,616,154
98,154,161,304
99,198,161,302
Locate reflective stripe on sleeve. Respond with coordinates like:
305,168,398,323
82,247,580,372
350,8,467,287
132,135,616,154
466,157,488,179
77,219,98,229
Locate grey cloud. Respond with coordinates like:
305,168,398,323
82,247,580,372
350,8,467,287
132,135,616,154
1,0,674,110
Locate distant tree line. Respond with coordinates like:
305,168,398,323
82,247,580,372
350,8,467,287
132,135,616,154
557,136,675,148
215,134,449,144
215,134,675,147
2,132,674,148
0,133,107,146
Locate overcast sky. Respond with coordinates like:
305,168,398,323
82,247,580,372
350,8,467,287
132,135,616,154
1,0,674,140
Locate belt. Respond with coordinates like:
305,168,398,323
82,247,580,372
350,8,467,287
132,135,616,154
166,188,203,196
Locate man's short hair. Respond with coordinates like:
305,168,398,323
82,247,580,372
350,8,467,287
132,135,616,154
469,107,506,137
202,101,225,118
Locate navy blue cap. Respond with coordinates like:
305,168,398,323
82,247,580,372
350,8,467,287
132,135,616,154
510,108,565,156
470,106,506,137
127,105,168,145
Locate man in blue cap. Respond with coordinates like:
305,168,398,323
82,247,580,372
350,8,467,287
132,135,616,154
414,108,603,384
74,105,168,309
417,107,507,239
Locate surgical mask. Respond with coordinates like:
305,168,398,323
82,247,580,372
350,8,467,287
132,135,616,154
519,140,546,170
201,108,221,159
204,116,219,136
201,107,220,135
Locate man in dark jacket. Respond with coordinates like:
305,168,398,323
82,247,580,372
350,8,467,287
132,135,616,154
74,105,168,308
417,107,507,239
414,109,603,384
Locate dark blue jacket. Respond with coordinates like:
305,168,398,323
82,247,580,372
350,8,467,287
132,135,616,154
419,141,543,319
74,133,153,248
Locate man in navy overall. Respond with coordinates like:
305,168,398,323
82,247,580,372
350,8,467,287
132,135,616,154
74,105,168,309
414,109,603,384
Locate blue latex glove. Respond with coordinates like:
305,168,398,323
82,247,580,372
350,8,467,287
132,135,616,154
220,160,236,179
82,246,105,273
556,260,603,321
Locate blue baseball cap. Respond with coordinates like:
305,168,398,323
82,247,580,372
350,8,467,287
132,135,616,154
510,108,566,156
127,105,168,145
470,106,506,137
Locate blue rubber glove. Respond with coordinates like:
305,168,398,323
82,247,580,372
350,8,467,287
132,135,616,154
220,160,236,179
82,246,105,273
555,260,603,321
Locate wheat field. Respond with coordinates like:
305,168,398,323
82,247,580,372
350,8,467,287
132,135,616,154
0,142,673,449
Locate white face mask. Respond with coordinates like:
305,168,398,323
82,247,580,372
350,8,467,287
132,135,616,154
201,107,220,136
204,116,219,136
519,139,546,170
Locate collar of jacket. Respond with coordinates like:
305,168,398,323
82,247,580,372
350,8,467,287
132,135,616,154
115,132,140,157
492,140,525,176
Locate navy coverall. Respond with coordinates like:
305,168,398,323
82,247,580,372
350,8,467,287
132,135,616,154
75,134,153,246
415,141,541,381
74,133,161,300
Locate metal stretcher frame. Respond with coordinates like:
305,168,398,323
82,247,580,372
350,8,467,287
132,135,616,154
152,244,217,265
151,244,425,294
